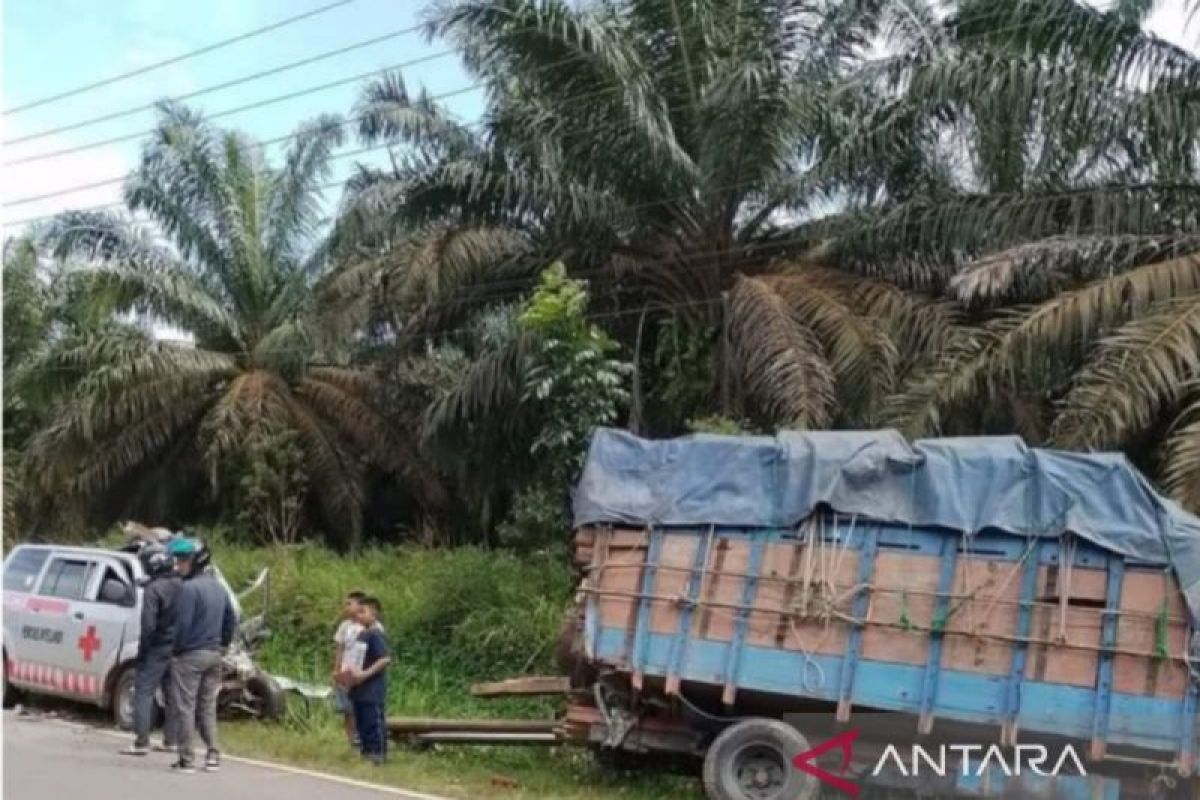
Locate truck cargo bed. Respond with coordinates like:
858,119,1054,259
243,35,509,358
575,517,1198,773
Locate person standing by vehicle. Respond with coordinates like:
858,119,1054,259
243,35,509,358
121,542,181,756
167,538,236,774
332,591,367,748
338,596,391,765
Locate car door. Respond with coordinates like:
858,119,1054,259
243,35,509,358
21,552,97,700
3,546,52,691
74,557,139,703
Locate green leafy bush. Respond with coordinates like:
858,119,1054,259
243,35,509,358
518,263,631,485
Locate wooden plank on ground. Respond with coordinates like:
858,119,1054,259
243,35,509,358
470,676,571,698
388,717,557,734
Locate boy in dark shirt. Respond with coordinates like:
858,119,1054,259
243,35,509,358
338,596,391,763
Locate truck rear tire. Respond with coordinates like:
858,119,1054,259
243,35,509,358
702,718,818,800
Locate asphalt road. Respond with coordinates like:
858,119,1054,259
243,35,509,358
3,712,442,800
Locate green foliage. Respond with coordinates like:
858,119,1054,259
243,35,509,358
496,483,570,552
229,425,310,546
16,106,401,548
518,263,630,484
652,320,720,429
686,415,755,436
213,537,572,713
2,237,50,378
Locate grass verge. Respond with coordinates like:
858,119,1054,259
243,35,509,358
222,711,700,800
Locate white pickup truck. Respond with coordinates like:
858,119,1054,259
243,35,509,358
1,541,254,728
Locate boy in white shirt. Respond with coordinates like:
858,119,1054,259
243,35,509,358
332,591,367,747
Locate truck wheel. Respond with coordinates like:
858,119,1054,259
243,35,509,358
702,718,818,800
112,667,136,730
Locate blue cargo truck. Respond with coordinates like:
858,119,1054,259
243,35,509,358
560,429,1200,799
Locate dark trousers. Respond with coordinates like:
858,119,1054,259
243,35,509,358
353,699,387,760
133,646,175,746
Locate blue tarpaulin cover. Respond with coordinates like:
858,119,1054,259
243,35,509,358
574,428,1200,624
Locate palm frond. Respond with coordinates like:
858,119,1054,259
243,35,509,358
60,262,240,348
822,184,1200,288
765,268,898,421
951,235,1200,306
266,114,346,264
197,370,292,485
355,72,475,153
393,224,529,304
847,276,968,363
430,0,698,191
280,393,364,548
1053,298,1200,448
141,102,254,275
1163,389,1200,511
953,0,1200,91
727,276,835,428
422,329,534,444
888,254,1200,436
59,390,214,497
19,331,235,412
27,372,217,496
296,374,407,470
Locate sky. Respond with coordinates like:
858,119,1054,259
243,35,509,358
0,0,1197,234
0,0,482,230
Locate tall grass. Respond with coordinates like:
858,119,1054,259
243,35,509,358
213,537,573,718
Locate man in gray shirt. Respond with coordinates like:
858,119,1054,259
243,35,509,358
166,538,236,774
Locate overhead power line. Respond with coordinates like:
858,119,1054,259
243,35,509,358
5,23,427,146
5,50,459,168
4,0,357,115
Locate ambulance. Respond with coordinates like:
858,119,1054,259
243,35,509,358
1,541,243,728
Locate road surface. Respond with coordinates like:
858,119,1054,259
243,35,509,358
3,712,442,800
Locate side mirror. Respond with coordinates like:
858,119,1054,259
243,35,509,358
100,578,135,607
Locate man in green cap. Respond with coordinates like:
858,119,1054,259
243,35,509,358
167,537,236,774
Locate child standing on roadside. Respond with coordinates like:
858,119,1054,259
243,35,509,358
340,596,391,764
332,591,366,747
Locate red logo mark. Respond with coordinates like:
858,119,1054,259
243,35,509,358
792,728,861,797
77,625,102,662
26,597,70,615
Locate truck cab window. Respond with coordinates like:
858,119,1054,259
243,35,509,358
38,559,94,600
3,548,49,592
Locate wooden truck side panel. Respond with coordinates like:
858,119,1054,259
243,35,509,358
576,518,1200,772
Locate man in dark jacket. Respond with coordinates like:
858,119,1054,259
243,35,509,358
167,538,237,774
121,543,181,756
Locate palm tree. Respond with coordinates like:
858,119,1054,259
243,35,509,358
21,103,403,546
326,0,962,438
814,0,1200,508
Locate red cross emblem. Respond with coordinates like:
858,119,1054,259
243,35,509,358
77,625,102,663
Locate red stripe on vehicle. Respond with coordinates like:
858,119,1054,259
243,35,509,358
25,597,70,615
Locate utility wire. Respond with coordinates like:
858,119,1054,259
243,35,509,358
5,9,1180,221
5,50,461,167
4,0,357,115
5,51,686,207
5,23,428,145
4,6,1126,170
